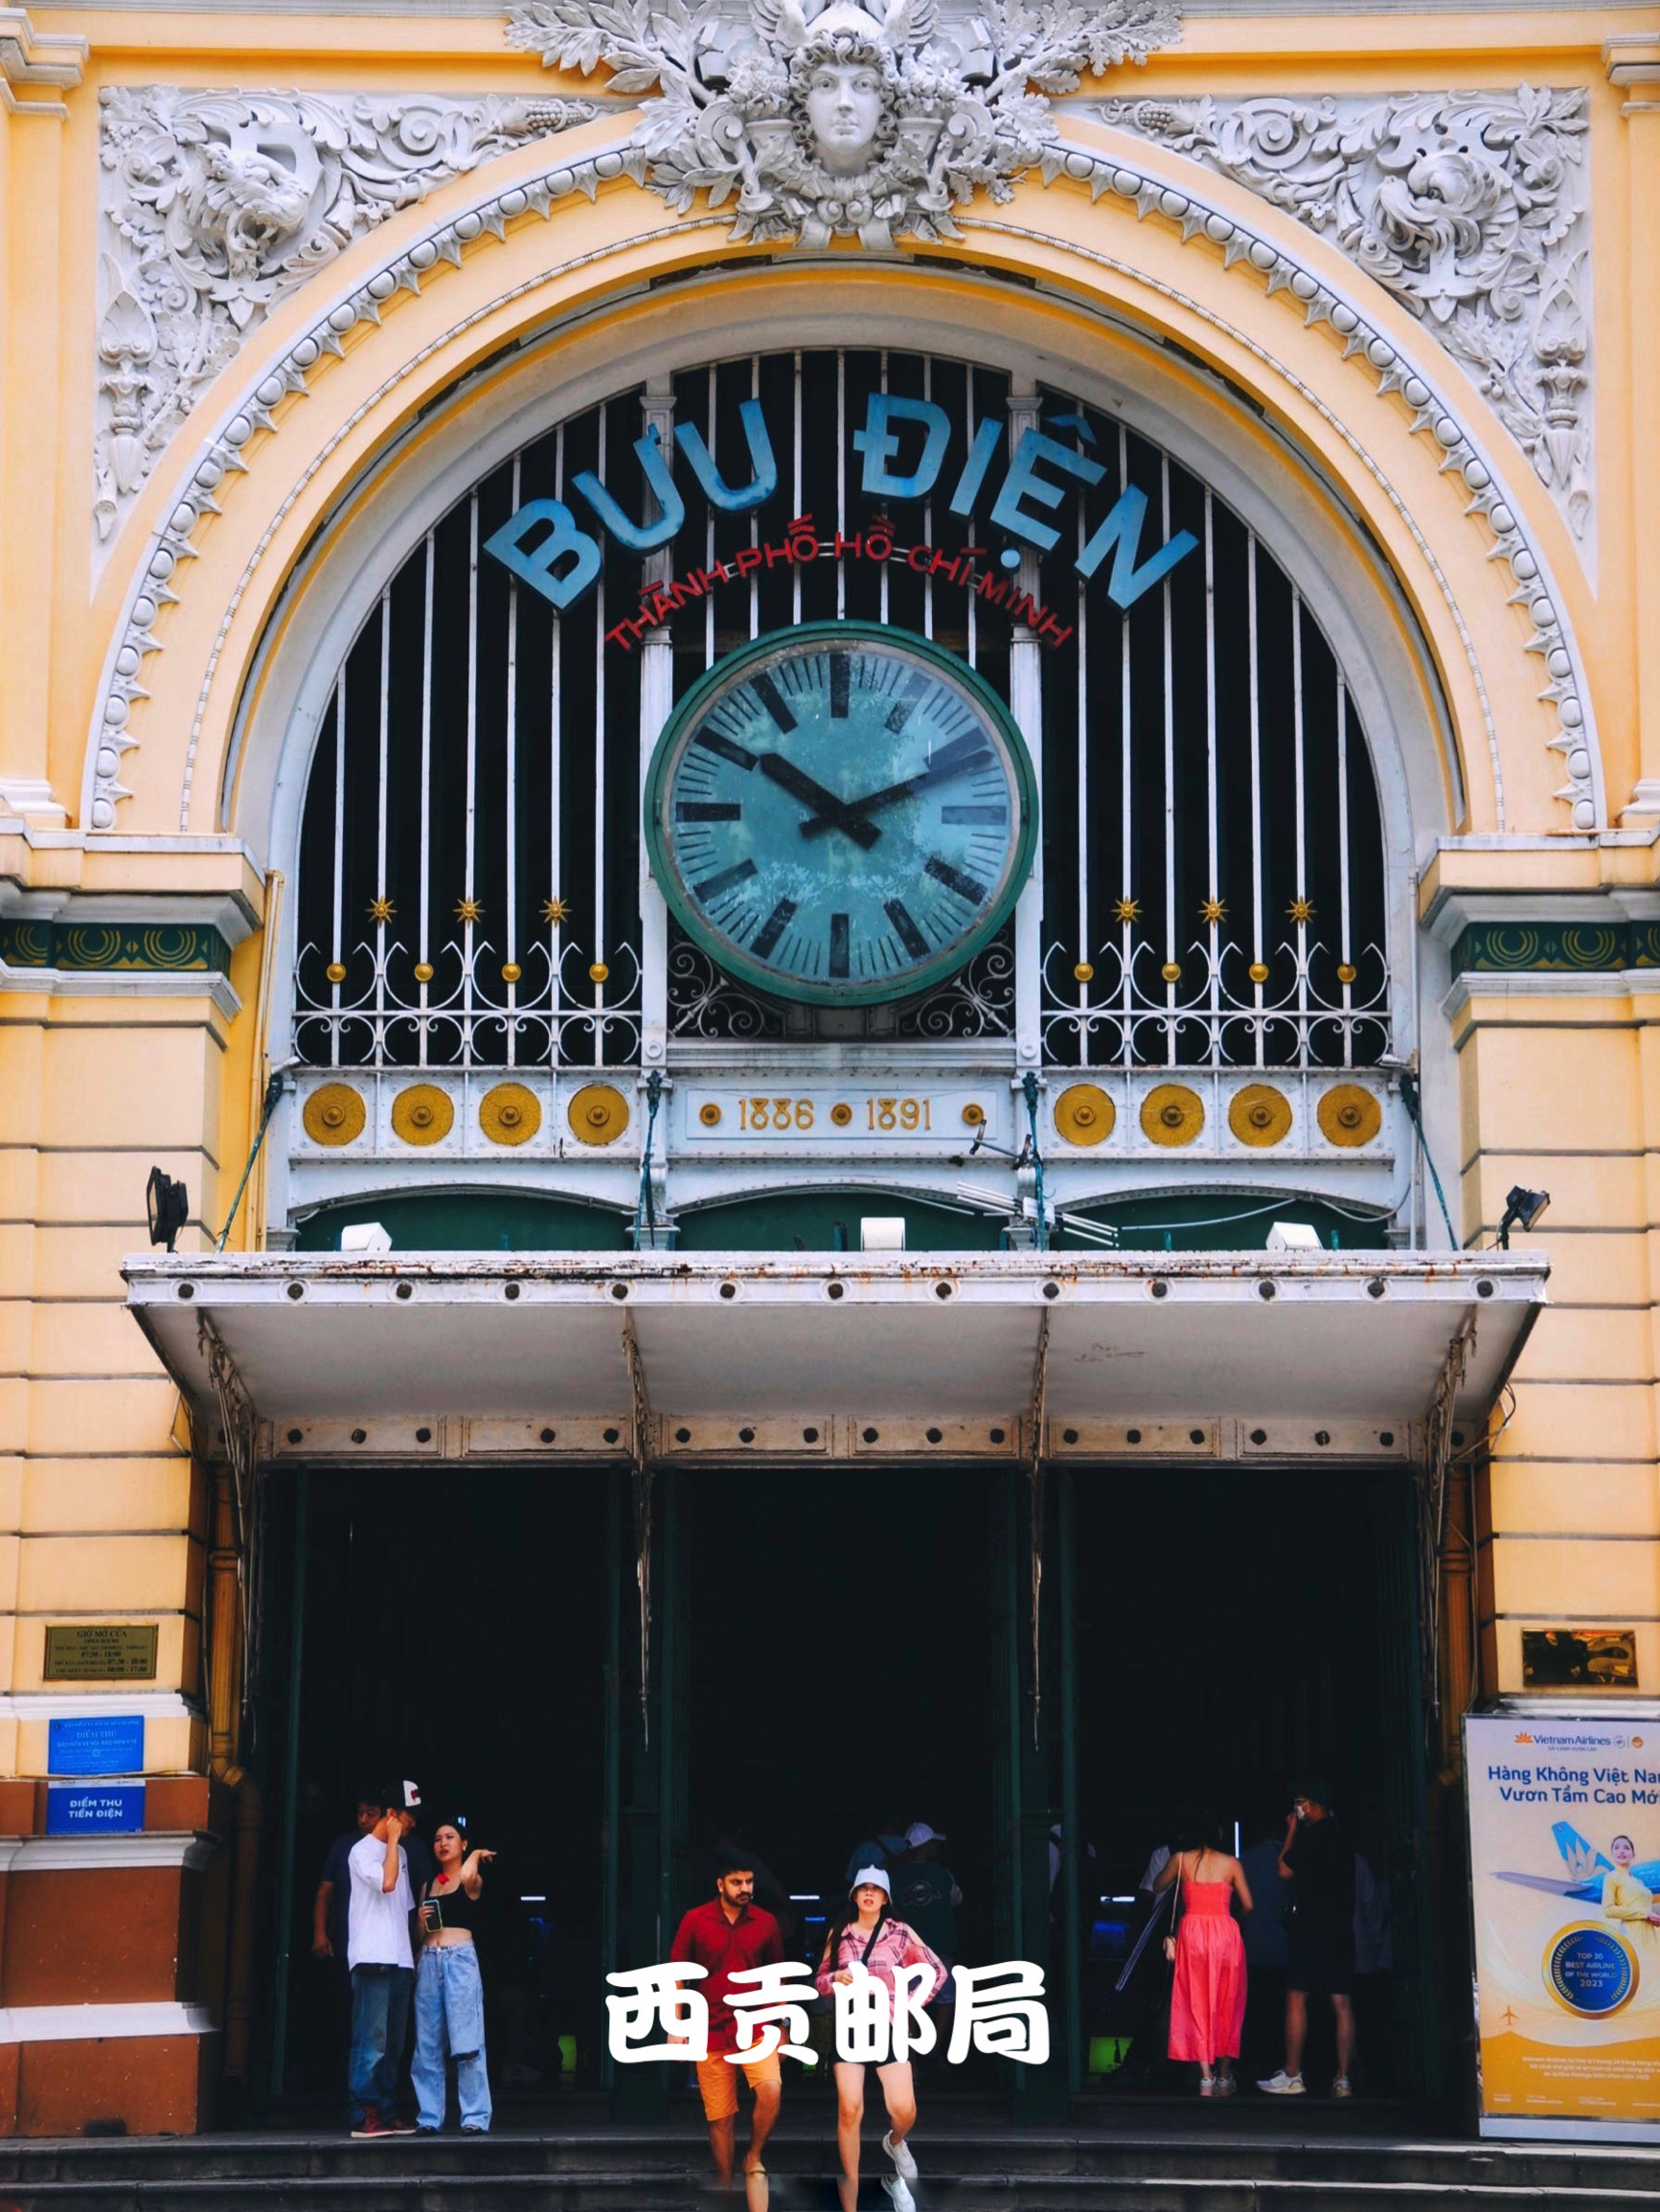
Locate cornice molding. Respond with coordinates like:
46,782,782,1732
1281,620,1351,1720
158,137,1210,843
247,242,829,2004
1604,33,1660,112
1604,33,1660,85
0,7,84,118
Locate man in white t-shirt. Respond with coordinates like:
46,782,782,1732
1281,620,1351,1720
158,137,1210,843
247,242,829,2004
346,1787,418,2138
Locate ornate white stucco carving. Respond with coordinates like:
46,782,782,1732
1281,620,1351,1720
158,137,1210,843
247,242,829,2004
95,86,601,550
1090,89,1593,540
81,115,1600,839
504,0,1181,248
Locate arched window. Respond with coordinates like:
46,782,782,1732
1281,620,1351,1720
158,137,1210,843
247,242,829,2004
291,348,1390,1074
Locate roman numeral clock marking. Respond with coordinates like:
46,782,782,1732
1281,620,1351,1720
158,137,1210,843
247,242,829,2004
650,627,1035,1009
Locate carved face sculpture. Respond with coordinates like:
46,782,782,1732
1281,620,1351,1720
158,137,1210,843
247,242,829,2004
805,60,886,175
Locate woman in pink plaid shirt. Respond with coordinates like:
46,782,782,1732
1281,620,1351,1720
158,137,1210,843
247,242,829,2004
814,1866,946,2212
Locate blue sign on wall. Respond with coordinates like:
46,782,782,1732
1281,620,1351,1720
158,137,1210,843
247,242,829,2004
48,1714,144,1776
46,1783,146,1836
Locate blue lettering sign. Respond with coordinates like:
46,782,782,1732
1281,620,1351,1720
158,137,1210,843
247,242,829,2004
1076,482,1200,609
483,388,1200,615
46,1782,146,1836
946,418,1003,519
676,399,777,513
989,428,1104,553
853,394,951,501
482,499,602,610
575,425,685,554
48,1714,144,1775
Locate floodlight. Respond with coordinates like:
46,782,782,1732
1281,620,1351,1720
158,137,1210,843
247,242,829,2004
146,1167,189,1253
1497,1185,1550,1247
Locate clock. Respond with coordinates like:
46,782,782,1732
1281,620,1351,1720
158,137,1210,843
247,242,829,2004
645,624,1037,1007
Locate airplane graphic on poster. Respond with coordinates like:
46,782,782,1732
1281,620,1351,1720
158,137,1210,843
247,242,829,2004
1493,1820,1660,1900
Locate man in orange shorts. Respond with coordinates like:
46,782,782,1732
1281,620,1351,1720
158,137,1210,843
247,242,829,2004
670,1851,785,2187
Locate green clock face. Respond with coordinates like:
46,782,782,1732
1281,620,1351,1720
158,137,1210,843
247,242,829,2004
645,625,1038,1007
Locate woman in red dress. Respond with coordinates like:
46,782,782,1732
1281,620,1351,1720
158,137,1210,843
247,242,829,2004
1153,1818,1253,2096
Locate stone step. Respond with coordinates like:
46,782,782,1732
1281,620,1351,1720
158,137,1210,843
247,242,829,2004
6,2173,1660,2212
5,2124,1658,2212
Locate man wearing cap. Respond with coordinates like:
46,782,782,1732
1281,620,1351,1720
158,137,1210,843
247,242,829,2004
670,1850,785,2190
893,1825,962,1973
346,1783,421,2137
1258,1778,1357,2098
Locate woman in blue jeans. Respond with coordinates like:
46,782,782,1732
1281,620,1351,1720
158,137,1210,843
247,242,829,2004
413,1821,495,2133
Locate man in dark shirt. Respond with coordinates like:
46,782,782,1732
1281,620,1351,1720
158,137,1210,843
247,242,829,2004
894,1824,961,1966
670,1852,785,2188
1258,1777,1358,2097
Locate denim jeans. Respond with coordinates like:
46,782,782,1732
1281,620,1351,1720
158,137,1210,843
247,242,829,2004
349,1963,413,2126
413,1941,492,2132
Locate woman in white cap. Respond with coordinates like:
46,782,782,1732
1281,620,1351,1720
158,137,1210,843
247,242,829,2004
814,1867,947,2212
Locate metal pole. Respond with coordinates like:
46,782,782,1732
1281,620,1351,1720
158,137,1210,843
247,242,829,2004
268,1468,309,2099
602,1472,622,2092
656,1471,677,1961
1059,1465,1081,2097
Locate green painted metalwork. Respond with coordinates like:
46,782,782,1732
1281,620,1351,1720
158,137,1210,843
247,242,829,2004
1453,921,1660,973
0,920,230,972
293,1193,630,1252
269,1469,309,2102
674,1190,1004,1252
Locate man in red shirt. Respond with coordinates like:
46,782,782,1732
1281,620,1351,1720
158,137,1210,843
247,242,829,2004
670,1851,785,2188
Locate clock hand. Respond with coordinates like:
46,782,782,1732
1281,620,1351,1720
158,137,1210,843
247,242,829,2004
756,753,880,851
799,737,993,839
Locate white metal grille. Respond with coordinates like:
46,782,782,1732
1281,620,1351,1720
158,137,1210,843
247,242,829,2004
292,349,1390,1075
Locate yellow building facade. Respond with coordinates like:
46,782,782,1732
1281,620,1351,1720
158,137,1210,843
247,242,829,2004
1,0,1658,2145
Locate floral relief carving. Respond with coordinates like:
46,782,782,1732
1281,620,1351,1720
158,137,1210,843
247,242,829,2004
1091,88,1593,538
505,0,1181,249
95,85,600,548
81,105,1600,835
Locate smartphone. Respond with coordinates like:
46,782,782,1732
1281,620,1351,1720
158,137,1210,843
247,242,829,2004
422,1896,443,1932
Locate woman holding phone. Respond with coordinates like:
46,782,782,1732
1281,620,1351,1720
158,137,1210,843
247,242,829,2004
814,1866,947,2212
413,1821,496,2134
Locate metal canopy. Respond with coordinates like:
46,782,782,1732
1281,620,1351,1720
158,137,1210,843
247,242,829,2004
124,1250,1546,1465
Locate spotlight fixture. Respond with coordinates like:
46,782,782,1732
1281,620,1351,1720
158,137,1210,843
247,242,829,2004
145,1166,189,1253
1497,1184,1550,1248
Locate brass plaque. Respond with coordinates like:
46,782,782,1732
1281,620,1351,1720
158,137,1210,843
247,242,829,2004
43,1624,159,1681
1521,1628,1637,1690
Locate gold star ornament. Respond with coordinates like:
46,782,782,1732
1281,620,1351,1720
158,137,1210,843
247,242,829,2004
1199,898,1227,926
540,895,571,927
454,897,484,926
1286,898,1316,924
1113,895,1141,925
367,896,396,924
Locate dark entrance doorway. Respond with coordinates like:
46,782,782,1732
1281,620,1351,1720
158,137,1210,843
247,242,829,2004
262,1467,614,2107
1067,1462,1430,2097
682,1466,999,1973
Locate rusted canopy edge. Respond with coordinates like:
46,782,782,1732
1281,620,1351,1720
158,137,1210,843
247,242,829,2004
123,1250,1546,1458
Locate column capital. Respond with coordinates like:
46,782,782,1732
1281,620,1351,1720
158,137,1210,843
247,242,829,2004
1604,33,1660,113
0,8,85,120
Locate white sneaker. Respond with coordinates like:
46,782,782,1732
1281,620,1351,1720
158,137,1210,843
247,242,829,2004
881,2178,916,2212
883,2132,919,2183
1257,2069,1306,2095
1331,2076,1353,2099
